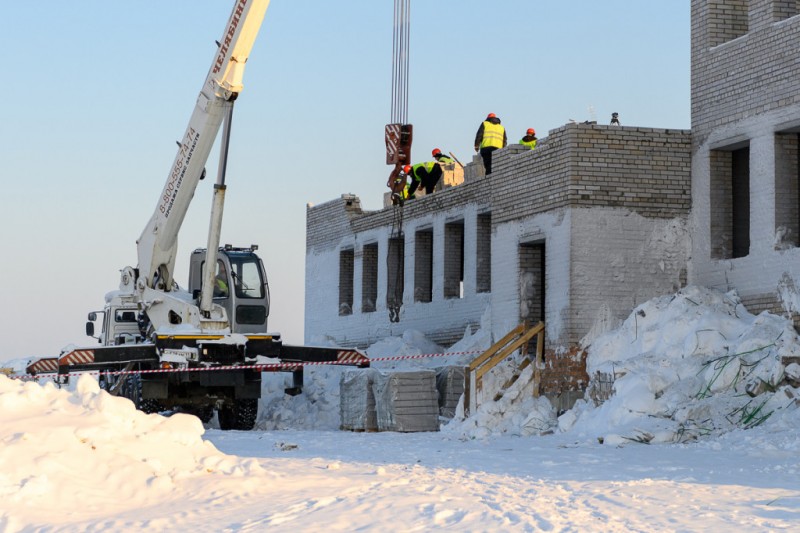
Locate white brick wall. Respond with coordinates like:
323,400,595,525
691,103,800,307
571,208,689,344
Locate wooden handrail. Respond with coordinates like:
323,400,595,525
464,321,545,416
467,323,525,371
476,322,544,381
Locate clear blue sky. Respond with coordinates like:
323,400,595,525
0,1,690,361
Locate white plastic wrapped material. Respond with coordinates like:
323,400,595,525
435,366,467,419
373,370,439,432
339,369,377,431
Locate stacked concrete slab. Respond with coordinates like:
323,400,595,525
339,369,378,431
373,370,440,432
435,366,466,419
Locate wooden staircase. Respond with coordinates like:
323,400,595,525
464,321,544,416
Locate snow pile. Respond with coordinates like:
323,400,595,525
443,374,557,439
444,286,800,443
257,365,349,430
0,374,263,528
562,286,800,444
0,357,32,376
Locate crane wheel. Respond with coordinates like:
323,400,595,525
121,374,163,414
217,399,258,430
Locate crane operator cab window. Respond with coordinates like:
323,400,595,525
213,260,230,298
229,256,265,299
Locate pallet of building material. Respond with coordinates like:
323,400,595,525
373,370,440,432
435,366,467,419
435,162,464,191
339,368,378,431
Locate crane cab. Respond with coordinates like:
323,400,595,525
188,245,270,334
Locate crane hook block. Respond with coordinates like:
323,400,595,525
385,123,413,166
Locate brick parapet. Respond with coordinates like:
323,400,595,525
454,123,691,224
307,123,691,247
564,125,692,217
306,195,369,250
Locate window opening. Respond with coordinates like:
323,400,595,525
387,237,405,321
414,229,433,303
476,213,492,293
775,131,800,249
444,221,465,299
710,144,750,259
339,249,354,316
519,242,546,353
362,243,379,313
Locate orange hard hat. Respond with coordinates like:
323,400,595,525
487,113,496,119
432,148,441,157
403,164,412,173
527,128,535,135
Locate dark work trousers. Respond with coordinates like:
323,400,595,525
480,146,498,175
424,165,442,193
408,165,443,196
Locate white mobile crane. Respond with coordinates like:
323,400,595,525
26,0,368,429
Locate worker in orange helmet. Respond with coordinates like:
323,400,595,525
520,128,537,150
431,147,454,165
389,165,412,204
406,157,443,199
403,164,413,193
474,112,507,175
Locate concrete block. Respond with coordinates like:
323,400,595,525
435,366,466,419
339,369,378,431
373,370,440,432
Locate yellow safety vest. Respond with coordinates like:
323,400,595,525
480,121,505,149
411,161,436,181
215,276,228,296
520,138,537,149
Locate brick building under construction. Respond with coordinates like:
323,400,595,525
305,0,800,406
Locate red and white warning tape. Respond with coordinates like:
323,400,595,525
9,350,482,381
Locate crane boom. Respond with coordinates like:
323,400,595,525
137,0,270,291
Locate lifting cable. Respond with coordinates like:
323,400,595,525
387,0,411,323
390,0,411,125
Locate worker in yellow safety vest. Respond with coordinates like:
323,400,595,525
213,261,229,298
404,160,443,199
520,128,537,150
474,113,507,175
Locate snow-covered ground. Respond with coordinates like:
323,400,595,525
1,286,799,531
